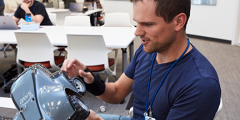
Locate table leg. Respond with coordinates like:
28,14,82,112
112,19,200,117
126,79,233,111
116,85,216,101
93,13,97,26
121,48,128,73
129,41,134,61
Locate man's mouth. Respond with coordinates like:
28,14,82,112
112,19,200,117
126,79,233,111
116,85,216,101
142,40,149,42
141,39,150,45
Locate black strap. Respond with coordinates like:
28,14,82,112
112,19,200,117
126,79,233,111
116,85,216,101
78,67,105,96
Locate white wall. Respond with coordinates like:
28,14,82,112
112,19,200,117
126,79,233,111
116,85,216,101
186,0,238,42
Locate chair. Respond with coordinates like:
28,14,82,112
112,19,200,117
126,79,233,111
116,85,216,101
66,34,118,81
103,1,136,26
6,1,18,13
15,32,65,71
102,13,133,27
50,10,71,26
64,16,91,26
102,12,134,71
48,13,57,25
61,16,91,56
65,34,118,112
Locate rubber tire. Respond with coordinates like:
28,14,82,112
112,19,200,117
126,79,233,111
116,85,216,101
69,95,90,120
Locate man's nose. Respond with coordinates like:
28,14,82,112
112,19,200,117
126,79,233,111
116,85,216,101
134,24,145,36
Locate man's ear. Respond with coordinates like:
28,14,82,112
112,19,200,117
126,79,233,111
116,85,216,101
174,13,187,31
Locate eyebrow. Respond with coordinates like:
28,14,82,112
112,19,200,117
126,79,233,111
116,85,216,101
133,19,155,23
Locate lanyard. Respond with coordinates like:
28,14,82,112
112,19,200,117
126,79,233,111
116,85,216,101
144,38,190,117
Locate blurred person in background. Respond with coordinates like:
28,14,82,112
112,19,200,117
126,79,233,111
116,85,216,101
62,0,76,9
84,0,103,26
13,0,53,25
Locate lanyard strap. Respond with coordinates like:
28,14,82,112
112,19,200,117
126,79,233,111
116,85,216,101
145,38,190,113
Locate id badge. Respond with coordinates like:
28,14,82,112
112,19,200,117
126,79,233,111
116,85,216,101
145,116,156,120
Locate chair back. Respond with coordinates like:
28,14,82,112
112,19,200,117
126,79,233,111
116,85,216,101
66,35,109,66
48,13,57,25
15,32,55,63
103,13,133,27
64,16,91,26
50,10,71,26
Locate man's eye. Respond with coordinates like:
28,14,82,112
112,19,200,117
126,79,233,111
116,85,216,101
143,23,152,26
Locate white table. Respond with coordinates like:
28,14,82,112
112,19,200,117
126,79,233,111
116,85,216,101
0,26,136,73
46,8,103,26
0,97,16,118
46,8,102,16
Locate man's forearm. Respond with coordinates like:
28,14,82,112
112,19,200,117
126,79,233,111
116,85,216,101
97,74,133,104
13,16,20,26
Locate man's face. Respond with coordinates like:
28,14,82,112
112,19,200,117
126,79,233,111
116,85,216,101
133,0,176,54
23,0,34,7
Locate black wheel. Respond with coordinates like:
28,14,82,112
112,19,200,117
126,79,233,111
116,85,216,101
69,77,86,96
69,95,90,120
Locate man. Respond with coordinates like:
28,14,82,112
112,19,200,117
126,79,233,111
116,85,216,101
13,0,53,25
84,0,103,26
62,0,221,120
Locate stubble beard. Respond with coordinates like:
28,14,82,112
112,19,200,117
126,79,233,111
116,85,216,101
143,34,176,54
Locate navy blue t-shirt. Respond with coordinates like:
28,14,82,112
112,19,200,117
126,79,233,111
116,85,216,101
125,44,221,120
14,0,52,25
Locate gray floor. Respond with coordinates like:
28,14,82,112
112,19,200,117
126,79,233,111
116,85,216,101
0,36,239,119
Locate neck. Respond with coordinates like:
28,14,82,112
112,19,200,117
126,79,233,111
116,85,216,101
30,1,34,7
156,33,192,64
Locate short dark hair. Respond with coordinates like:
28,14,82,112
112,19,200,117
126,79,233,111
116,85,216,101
131,0,191,29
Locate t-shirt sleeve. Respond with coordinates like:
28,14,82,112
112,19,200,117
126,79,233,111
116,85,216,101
166,77,221,120
124,45,143,79
14,6,23,19
34,3,46,17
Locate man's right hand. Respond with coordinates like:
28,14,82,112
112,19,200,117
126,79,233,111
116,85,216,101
61,58,94,84
86,110,103,120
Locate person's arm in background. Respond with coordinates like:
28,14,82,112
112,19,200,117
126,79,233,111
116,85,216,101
13,5,21,26
13,16,20,26
21,2,44,23
96,0,102,9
